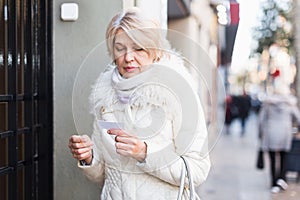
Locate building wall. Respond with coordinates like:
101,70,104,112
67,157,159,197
136,0,168,29
167,8,219,132
53,1,122,199
166,1,224,154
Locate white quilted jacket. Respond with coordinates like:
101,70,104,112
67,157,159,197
79,54,211,200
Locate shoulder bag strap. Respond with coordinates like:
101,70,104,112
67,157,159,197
177,156,198,200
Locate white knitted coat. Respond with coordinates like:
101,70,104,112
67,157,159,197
259,94,300,151
79,54,211,200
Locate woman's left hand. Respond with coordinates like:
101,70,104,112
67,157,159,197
107,129,147,162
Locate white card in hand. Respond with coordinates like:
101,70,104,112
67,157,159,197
98,120,124,130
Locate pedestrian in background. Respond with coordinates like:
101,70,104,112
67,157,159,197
68,7,210,199
235,91,251,135
224,94,235,134
258,81,300,193
224,92,251,136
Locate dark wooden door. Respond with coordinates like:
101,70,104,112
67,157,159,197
0,0,53,199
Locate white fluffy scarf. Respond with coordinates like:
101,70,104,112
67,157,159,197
89,53,196,120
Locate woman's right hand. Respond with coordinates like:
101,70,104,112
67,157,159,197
68,135,93,165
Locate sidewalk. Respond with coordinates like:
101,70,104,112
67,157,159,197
197,112,300,200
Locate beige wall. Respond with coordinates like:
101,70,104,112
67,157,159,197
123,0,168,29
136,0,168,29
168,16,218,127
53,1,122,199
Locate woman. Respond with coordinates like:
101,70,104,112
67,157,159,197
68,8,210,199
258,82,300,193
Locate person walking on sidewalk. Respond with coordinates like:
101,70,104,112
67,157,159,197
258,82,300,193
236,92,251,136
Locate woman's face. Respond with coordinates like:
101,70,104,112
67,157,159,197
114,29,153,78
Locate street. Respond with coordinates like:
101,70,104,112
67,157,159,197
198,111,300,200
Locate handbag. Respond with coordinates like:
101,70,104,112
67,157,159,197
256,148,264,169
177,156,200,200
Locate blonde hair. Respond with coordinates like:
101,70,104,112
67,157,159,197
105,7,170,62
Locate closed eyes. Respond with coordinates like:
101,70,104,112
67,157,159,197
114,44,144,53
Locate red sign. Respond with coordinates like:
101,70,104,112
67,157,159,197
230,2,239,25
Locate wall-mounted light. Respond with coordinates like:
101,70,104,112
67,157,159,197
61,3,79,21
216,4,229,25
